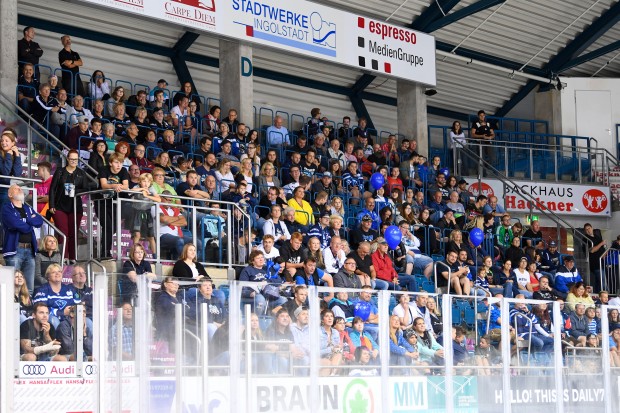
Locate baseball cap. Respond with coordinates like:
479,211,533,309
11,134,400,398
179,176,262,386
563,255,574,262
549,241,557,247
320,210,331,219
458,179,468,185
77,115,89,124
444,208,454,214
322,172,332,178
361,214,373,221
358,130,369,138
376,237,388,245
294,306,305,319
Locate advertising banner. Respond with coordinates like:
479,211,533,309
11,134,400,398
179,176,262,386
467,179,611,216
11,374,617,412
476,375,606,411
78,0,436,85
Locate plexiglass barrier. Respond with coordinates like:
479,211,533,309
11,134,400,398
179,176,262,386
2,268,620,412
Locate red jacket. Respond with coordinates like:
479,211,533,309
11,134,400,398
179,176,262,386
371,250,397,282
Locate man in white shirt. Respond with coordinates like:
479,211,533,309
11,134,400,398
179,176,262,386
256,234,280,260
323,236,347,276
171,96,189,127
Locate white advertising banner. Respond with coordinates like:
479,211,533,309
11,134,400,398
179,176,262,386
78,0,436,85
467,179,611,216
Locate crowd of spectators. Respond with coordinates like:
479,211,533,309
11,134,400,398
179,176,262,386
11,27,620,375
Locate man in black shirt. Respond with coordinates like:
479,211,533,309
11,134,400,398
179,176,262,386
522,219,543,248
583,223,606,292
439,250,470,295
280,232,307,280
367,144,387,169
349,215,378,250
18,27,43,80
300,148,319,177
347,241,387,290
311,172,339,198
58,35,85,97
20,302,65,361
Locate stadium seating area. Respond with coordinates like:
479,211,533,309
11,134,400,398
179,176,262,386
9,37,620,376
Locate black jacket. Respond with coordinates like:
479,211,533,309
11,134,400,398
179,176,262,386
49,166,95,215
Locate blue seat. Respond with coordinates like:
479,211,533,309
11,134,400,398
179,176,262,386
451,305,462,326
421,280,435,293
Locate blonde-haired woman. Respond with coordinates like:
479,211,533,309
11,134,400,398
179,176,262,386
172,243,211,280
129,173,160,254
34,235,63,288
329,196,345,219
240,143,261,177
214,159,234,194
257,162,281,197
14,270,32,323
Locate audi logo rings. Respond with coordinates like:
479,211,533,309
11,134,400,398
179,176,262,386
84,364,98,375
22,364,47,375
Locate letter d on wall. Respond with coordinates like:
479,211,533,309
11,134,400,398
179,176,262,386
241,57,253,77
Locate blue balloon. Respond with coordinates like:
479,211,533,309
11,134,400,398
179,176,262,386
370,172,385,190
470,228,484,247
354,301,372,321
385,225,402,250
440,167,450,177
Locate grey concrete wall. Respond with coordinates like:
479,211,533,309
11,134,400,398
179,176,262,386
0,0,18,99
397,81,428,157
219,40,253,126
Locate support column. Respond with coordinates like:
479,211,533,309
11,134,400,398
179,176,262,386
534,86,563,135
397,81,428,157
219,40,253,127
0,0,18,99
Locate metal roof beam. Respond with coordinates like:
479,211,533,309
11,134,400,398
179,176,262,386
171,32,200,94
351,74,376,94
348,74,378,129
436,41,547,77
559,39,620,72
424,0,505,32
410,0,462,31
550,1,620,71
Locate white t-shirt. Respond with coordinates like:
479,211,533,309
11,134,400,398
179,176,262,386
513,268,529,287
257,245,280,260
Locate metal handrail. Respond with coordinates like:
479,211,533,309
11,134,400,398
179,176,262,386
0,92,99,182
74,187,251,268
454,137,596,277
599,247,620,295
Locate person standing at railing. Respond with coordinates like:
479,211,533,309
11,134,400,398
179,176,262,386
96,153,129,259
48,149,94,262
470,110,496,168
582,223,606,293
58,35,85,98
2,184,42,293
18,27,43,80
